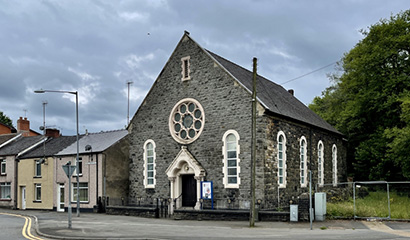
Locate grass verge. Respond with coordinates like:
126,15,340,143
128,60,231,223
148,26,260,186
327,191,410,219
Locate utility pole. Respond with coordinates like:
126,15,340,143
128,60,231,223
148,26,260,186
127,80,133,126
250,57,257,227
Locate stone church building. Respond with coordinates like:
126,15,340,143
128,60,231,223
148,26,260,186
128,32,346,215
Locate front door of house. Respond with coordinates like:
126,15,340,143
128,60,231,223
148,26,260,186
21,187,26,210
182,174,196,207
57,184,65,212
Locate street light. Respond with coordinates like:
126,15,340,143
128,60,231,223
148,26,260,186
34,89,81,217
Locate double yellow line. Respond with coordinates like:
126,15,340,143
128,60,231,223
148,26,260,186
0,213,44,240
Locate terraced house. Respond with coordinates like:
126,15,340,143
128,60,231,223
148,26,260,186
127,32,347,219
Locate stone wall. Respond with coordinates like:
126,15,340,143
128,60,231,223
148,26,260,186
262,115,347,210
128,35,256,208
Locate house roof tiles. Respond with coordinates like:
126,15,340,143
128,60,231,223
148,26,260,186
0,135,45,156
56,129,128,156
19,136,78,159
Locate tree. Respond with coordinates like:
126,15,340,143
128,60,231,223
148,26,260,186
309,10,410,180
0,111,13,128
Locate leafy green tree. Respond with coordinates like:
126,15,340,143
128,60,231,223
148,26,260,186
0,111,13,128
309,10,410,180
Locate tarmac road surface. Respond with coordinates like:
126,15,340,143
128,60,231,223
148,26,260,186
1,209,410,240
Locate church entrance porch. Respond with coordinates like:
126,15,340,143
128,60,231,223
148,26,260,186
166,146,206,214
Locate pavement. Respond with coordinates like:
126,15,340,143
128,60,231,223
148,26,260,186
1,209,410,240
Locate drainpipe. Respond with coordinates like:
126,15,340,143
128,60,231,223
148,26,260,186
96,153,98,208
14,157,19,209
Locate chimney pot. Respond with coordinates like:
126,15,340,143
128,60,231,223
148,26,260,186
288,89,294,96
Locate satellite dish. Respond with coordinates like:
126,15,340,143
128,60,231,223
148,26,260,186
39,126,45,131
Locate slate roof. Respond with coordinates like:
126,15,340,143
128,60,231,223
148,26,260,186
0,135,45,156
56,129,128,156
19,136,78,159
0,133,19,145
206,50,341,135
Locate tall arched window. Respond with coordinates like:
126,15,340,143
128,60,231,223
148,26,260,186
222,130,240,188
300,136,308,187
277,131,287,188
143,140,156,188
332,144,338,186
318,140,324,187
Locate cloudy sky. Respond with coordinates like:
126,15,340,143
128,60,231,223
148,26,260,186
1,0,408,135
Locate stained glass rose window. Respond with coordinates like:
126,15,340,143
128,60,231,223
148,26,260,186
169,98,205,144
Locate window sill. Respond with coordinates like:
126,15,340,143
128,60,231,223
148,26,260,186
0,199,11,201
33,200,42,203
72,174,83,178
0,174,6,176
71,201,89,204
33,176,42,178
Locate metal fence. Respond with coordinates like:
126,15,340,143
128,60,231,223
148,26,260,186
318,181,410,220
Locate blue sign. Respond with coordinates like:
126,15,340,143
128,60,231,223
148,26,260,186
201,181,213,209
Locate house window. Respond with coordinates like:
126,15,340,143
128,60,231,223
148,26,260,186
143,140,156,188
35,160,41,177
300,137,308,187
73,157,83,176
0,182,11,199
332,144,338,186
277,131,287,188
318,141,324,187
169,98,205,144
35,183,41,201
78,157,83,175
72,182,88,202
181,56,191,81
0,160,5,175
222,130,241,188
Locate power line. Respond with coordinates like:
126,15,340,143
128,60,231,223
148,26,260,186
280,61,337,85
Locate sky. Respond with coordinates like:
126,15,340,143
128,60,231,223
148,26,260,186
0,0,408,135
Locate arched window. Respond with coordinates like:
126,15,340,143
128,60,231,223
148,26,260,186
143,140,156,188
318,140,324,187
277,131,287,188
222,130,240,188
300,136,308,187
332,144,338,186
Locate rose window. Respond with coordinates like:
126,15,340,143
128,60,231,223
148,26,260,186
169,98,205,144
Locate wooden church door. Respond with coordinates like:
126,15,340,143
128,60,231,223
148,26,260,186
181,174,197,207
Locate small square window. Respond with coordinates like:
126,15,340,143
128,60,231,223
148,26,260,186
0,182,11,199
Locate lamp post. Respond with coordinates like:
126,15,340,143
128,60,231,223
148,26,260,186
34,89,81,217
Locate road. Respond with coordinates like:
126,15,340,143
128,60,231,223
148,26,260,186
0,212,45,240
2,210,410,240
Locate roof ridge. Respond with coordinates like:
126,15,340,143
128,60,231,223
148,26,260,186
87,129,127,135
206,49,278,86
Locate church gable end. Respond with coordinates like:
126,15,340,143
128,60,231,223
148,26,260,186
129,32,255,209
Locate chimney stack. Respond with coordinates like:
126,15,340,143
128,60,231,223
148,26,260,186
288,89,294,96
17,117,30,136
45,128,61,138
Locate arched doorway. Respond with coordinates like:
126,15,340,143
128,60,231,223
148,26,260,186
166,146,205,213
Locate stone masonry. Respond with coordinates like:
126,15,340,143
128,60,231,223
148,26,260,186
128,32,347,217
